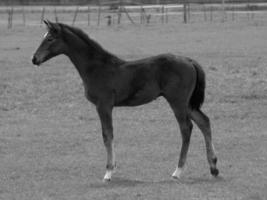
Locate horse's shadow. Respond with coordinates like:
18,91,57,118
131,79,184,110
90,175,225,189
90,177,148,188
177,175,225,185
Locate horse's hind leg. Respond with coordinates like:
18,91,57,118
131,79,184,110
168,102,193,179
189,109,219,177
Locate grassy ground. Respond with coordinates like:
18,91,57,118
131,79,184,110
0,20,267,200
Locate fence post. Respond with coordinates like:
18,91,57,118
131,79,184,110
117,6,122,24
22,6,26,26
72,6,79,25
161,5,164,24
40,7,45,27
183,2,187,23
221,0,226,22
97,5,101,26
231,5,235,21
187,3,190,22
165,7,168,23
7,9,10,28
8,7,13,29
203,4,207,22
210,4,213,22
140,6,143,24
251,6,255,20
54,7,58,23
88,5,90,26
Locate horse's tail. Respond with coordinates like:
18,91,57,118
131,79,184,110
189,61,206,110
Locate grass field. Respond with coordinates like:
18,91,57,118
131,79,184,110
0,20,267,200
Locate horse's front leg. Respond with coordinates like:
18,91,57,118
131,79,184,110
96,103,116,182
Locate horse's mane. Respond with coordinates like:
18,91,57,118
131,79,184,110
60,23,124,63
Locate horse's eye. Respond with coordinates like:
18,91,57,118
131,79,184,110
47,37,54,42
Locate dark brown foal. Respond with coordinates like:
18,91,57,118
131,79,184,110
32,20,219,181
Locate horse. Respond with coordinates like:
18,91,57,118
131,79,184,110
32,20,219,182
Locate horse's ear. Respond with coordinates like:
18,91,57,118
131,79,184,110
43,19,52,30
43,19,61,35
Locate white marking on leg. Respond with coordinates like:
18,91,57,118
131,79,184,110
172,167,183,179
103,170,113,182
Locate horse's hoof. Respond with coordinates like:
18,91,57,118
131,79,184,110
103,177,112,182
172,175,180,180
210,168,219,177
103,177,111,182
103,170,113,182
171,167,183,179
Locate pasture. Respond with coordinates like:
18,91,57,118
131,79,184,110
0,20,267,199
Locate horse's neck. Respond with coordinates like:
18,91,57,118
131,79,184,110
65,35,123,81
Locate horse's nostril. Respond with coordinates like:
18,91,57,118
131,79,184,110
32,56,35,64
32,55,38,65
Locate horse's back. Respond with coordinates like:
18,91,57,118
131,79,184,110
120,53,195,77
113,54,197,107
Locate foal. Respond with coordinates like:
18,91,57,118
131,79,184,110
32,20,219,181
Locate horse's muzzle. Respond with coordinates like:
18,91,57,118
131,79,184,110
32,55,40,66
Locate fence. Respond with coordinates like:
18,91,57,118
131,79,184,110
1,2,267,28
1,0,267,5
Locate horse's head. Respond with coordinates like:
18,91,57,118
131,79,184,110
32,20,67,66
